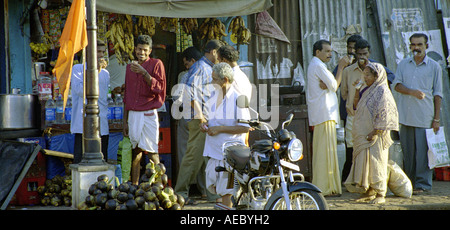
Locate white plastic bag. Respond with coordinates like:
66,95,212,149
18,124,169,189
426,127,450,169
387,160,413,198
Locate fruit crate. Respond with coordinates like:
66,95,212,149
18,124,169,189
435,167,450,181
10,176,46,206
158,128,171,154
9,151,47,206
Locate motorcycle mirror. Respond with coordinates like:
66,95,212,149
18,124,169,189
282,113,294,129
236,95,249,108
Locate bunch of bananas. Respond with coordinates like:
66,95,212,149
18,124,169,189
180,18,198,34
198,18,227,41
106,14,135,65
228,16,251,45
106,14,158,65
160,17,178,32
136,16,156,37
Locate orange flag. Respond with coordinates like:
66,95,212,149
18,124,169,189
52,0,88,110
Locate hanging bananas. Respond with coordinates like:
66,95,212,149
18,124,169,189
137,16,156,37
180,18,198,34
228,16,251,45
106,15,157,65
160,17,178,32
106,15,132,65
198,18,227,41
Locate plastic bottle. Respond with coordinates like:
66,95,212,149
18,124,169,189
45,98,56,127
55,94,64,124
65,95,72,124
107,87,115,125
38,72,52,100
114,94,123,124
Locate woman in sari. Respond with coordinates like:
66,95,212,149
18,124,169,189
344,62,399,204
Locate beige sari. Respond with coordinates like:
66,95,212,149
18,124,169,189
344,63,399,196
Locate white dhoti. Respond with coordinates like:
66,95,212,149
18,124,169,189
128,109,159,153
205,158,235,197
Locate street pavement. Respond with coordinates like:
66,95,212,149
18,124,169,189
183,180,450,210
7,180,450,211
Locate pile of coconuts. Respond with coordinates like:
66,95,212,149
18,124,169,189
78,160,184,210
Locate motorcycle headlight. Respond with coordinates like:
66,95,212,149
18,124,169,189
287,138,303,162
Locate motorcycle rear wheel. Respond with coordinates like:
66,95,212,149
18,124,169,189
265,189,328,210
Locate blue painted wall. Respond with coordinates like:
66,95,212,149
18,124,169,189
0,1,6,94
8,0,32,94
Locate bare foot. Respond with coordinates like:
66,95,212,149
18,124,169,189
355,195,376,203
355,188,376,203
370,196,385,204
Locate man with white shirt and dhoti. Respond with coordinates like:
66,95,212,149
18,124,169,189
200,62,251,209
217,45,253,146
306,40,351,196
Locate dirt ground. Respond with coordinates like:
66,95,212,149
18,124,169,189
7,180,449,211
182,180,450,210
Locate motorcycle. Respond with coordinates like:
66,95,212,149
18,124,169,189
215,96,328,210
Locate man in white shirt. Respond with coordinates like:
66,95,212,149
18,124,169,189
306,39,350,196
200,63,251,209
217,45,253,102
71,40,110,164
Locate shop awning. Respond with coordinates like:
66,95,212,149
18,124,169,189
91,0,273,18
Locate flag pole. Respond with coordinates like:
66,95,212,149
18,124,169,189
80,0,105,165
82,46,85,157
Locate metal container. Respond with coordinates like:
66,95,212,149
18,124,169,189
0,94,38,130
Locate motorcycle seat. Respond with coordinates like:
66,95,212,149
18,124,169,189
224,144,251,171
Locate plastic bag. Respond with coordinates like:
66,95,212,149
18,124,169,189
387,160,413,198
426,127,450,169
117,137,132,182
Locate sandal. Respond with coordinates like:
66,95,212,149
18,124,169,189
185,198,198,206
214,203,234,210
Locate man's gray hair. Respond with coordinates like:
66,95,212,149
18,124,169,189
212,62,234,83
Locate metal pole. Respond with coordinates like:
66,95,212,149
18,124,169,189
80,0,104,165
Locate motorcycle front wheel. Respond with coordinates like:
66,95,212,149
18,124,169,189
265,189,328,210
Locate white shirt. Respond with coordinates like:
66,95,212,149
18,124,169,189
306,57,339,126
232,66,253,102
203,85,251,160
70,64,110,135
105,54,126,89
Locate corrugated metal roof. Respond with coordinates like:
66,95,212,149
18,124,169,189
374,0,440,70
299,0,368,72
248,0,302,86
374,0,450,144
